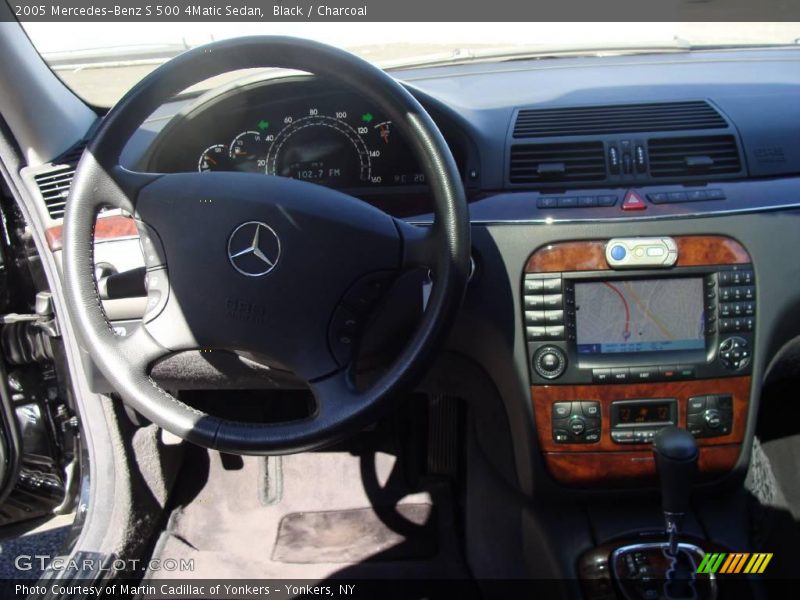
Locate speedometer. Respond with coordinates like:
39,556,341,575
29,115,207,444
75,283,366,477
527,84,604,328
266,114,371,187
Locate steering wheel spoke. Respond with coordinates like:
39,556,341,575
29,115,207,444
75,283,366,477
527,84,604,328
116,322,173,372
110,166,162,207
309,368,361,423
70,154,159,214
398,220,438,270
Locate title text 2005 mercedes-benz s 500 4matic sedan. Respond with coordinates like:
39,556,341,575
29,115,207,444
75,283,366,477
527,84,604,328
0,13,799,600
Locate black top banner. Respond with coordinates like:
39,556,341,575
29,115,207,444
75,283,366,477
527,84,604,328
5,0,800,22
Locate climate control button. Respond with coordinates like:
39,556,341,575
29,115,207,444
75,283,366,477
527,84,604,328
568,416,586,435
704,409,722,429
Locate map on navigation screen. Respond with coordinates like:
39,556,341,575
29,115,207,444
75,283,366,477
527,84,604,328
575,278,706,354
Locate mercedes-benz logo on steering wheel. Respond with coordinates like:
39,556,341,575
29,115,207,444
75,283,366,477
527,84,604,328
227,221,281,277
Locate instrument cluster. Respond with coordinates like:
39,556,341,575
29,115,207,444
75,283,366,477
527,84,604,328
147,80,453,193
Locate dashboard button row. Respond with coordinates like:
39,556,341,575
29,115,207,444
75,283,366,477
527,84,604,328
611,429,660,443
647,189,726,204
719,317,754,333
526,326,565,340
592,365,695,384
719,269,754,286
687,394,733,413
524,277,562,293
525,310,564,325
552,401,600,419
719,301,755,318
537,195,618,209
719,286,755,302
524,294,563,310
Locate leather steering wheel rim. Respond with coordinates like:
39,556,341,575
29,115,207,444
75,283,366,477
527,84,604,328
62,36,470,455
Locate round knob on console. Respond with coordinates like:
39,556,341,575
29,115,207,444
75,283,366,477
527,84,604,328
704,409,722,429
569,416,586,435
533,346,567,379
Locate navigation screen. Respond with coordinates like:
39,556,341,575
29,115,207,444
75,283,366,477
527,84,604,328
575,278,706,354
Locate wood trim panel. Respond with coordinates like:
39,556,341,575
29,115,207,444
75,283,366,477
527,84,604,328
46,215,139,252
532,376,750,453
533,377,750,486
544,445,741,487
525,235,750,273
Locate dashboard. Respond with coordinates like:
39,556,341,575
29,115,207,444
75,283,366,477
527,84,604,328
145,77,470,216
28,47,800,497
14,36,800,590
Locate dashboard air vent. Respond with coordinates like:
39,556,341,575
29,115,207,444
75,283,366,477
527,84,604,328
509,142,606,184
32,140,87,220
34,166,74,220
513,101,727,138
647,135,742,178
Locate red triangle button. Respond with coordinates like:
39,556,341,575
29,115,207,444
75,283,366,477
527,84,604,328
622,190,647,210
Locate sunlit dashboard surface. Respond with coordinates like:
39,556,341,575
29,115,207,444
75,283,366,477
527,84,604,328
146,78,467,216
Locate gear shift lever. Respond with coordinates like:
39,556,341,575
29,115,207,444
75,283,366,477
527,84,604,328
652,426,698,556
607,429,703,600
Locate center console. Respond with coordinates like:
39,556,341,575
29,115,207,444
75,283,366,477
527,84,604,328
524,235,753,486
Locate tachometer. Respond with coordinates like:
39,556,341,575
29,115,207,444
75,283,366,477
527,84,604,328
229,130,269,173
197,144,230,172
266,115,371,187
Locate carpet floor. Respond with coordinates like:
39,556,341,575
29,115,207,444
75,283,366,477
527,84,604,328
145,447,470,581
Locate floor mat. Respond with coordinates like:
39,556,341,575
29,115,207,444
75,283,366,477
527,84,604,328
146,447,470,581
273,504,436,564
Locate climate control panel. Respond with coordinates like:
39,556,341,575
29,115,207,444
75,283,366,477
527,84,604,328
687,394,733,437
551,401,601,444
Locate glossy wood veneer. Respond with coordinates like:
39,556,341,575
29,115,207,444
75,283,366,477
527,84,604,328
545,445,741,487
525,235,751,273
46,214,139,251
532,377,750,486
532,376,750,453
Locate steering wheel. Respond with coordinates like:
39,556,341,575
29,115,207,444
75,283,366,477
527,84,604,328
62,37,470,454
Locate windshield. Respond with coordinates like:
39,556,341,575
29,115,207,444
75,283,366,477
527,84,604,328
21,22,800,107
